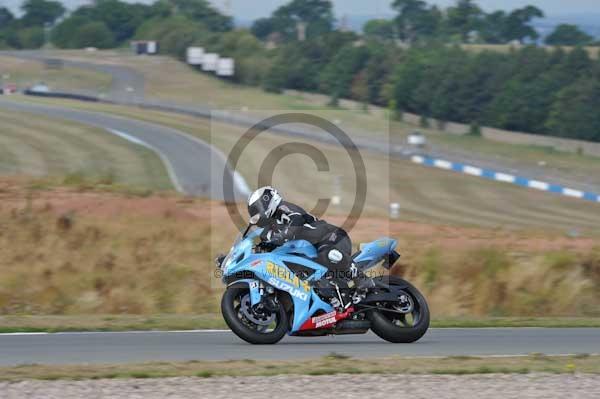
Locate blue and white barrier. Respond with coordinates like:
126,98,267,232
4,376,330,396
411,155,600,203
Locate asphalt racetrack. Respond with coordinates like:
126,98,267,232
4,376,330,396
1,329,598,366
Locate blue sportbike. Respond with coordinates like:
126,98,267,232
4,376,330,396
217,226,430,344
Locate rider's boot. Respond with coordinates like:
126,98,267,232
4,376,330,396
315,263,373,310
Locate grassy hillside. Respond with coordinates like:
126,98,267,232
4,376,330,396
0,108,172,190
10,95,600,233
36,50,600,189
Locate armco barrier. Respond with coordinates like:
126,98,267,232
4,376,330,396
24,90,99,102
411,155,600,203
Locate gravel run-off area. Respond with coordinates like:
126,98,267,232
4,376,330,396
1,374,600,399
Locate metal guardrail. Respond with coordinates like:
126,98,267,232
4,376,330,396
23,90,99,102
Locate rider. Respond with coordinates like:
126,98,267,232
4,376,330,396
247,186,358,295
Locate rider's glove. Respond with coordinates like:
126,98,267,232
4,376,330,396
215,254,226,268
268,231,287,246
258,241,277,251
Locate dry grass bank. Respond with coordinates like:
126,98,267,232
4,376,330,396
0,178,599,318
461,44,600,59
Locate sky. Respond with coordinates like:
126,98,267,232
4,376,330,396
3,0,600,20
228,0,600,20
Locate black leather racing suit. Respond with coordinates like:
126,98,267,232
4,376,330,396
260,201,353,278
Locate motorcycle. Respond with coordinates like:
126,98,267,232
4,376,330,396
217,226,429,344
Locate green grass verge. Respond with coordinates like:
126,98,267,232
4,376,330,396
0,55,112,94
1,354,598,381
1,315,600,334
0,108,172,190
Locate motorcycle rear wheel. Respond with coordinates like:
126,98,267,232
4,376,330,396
221,283,289,345
367,276,430,343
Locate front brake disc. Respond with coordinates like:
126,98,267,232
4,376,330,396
239,294,275,326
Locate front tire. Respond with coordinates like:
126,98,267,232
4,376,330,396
221,283,289,345
368,276,430,343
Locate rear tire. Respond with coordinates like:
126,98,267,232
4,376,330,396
368,276,430,343
221,283,289,345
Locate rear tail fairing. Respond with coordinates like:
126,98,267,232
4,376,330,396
353,238,398,270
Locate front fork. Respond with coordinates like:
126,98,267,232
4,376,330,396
233,279,278,311
247,280,262,306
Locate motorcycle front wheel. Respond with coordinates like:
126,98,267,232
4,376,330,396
221,283,289,344
367,276,430,343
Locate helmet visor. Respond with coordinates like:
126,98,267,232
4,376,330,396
249,213,261,225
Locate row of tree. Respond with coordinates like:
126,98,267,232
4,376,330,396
2,0,595,50
0,0,232,50
253,0,596,46
1,0,599,142
246,1,600,142
392,45,600,141
0,0,66,49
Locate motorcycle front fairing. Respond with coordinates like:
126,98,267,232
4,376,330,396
221,228,334,333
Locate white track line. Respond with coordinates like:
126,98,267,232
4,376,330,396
106,128,184,193
106,128,250,198
0,329,232,336
3,327,598,336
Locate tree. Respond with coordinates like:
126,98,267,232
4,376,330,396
351,70,369,107
392,0,440,42
263,37,339,92
167,0,233,32
75,0,151,43
135,15,210,58
0,7,14,26
319,44,369,99
363,19,396,41
20,0,65,27
364,43,398,105
503,5,544,43
216,30,263,58
545,24,593,46
444,0,483,42
73,22,115,49
17,26,45,48
478,11,507,44
429,47,492,122
70,0,165,44
52,16,91,48
257,0,334,42
53,16,117,49
546,78,600,142
392,48,429,112
485,46,555,133
148,0,172,19
251,17,276,40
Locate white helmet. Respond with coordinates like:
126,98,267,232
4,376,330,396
247,186,282,226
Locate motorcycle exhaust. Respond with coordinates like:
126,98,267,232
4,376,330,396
333,319,371,335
